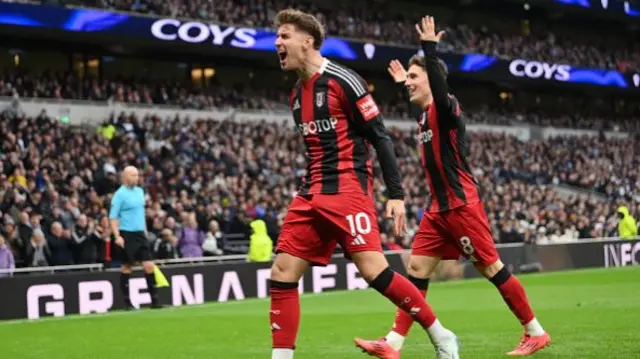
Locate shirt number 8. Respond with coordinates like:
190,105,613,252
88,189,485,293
459,236,475,256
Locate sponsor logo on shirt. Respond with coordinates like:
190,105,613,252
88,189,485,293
356,94,379,121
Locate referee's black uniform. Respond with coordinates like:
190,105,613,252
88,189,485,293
109,184,160,309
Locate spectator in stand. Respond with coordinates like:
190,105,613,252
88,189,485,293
17,212,33,255
47,221,74,266
8,167,27,188
153,228,179,260
0,235,15,277
203,219,224,256
164,217,179,239
247,218,272,263
145,217,162,244
72,214,101,264
91,215,113,266
25,229,51,267
2,217,23,267
29,211,43,232
616,206,638,239
97,121,116,141
178,212,205,258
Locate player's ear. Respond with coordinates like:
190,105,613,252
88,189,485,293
303,34,314,50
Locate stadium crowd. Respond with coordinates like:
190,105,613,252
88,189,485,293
0,69,287,111
19,0,640,72
1,69,639,132
0,109,638,271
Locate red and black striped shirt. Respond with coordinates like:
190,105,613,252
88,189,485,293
417,41,482,213
290,59,404,199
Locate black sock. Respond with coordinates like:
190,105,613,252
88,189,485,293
120,272,131,306
408,276,430,291
145,272,158,305
489,266,512,287
369,267,395,294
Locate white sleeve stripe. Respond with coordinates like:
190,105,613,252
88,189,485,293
325,67,362,96
326,63,366,95
326,63,366,96
326,68,365,97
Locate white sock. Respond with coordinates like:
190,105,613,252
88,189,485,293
272,349,294,359
426,319,451,343
524,318,545,336
385,331,406,351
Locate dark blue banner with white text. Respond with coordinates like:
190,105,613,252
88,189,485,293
512,0,640,22
0,239,637,320
554,0,640,17
0,2,638,92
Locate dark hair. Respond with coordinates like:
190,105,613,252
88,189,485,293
275,8,325,50
408,55,448,78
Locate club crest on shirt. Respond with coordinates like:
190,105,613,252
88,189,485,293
316,92,325,107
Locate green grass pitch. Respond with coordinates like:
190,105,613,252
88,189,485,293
2,266,639,358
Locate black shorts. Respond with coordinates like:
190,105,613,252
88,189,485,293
119,231,152,265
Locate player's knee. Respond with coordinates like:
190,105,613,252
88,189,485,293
406,256,437,279
270,262,299,283
406,262,428,279
270,254,306,282
270,261,286,281
120,264,133,274
350,251,389,282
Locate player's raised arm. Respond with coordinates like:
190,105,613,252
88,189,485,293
415,16,452,115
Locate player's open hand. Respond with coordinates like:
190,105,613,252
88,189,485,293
386,199,406,236
415,16,445,43
387,60,407,83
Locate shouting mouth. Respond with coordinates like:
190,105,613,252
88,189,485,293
278,50,288,66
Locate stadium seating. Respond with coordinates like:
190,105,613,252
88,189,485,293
0,108,634,268
1,69,638,131
0,69,286,111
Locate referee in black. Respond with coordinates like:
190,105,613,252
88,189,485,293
109,166,162,310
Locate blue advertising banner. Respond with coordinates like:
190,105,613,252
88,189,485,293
0,3,638,92
439,54,635,89
554,0,640,17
